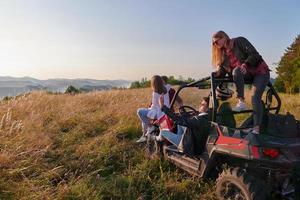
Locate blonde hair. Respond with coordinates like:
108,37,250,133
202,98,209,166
151,75,167,94
211,31,230,67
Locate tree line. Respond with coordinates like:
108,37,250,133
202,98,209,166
274,34,300,93
130,76,195,89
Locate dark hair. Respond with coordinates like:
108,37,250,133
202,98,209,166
161,76,168,84
151,75,167,94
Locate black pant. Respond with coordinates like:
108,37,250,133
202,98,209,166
232,67,270,126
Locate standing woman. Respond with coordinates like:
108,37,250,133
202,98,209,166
136,75,170,143
212,31,270,134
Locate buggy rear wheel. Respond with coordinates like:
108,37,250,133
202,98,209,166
216,167,269,200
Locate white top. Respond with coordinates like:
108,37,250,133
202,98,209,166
165,84,172,92
147,91,170,119
198,112,208,116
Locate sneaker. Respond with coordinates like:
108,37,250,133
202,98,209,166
155,134,163,141
250,128,259,135
136,135,147,143
145,126,156,137
245,127,259,135
233,101,247,112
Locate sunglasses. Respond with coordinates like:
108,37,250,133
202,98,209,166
213,38,221,45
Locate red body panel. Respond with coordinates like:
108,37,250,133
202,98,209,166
215,125,250,152
157,115,174,131
251,146,260,159
216,135,249,150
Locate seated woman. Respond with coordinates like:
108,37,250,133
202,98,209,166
159,96,210,154
136,75,170,143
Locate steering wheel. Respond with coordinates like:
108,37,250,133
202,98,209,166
179,105,198,116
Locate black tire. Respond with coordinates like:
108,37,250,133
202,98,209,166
146,131,164,159
146,133,155,158
216,167,269,200
155,140,164,159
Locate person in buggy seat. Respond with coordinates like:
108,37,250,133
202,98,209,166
159,96,211,154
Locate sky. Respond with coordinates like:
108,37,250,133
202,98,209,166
0,0,299,80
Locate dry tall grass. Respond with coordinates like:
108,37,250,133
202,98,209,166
0,88,299,200
0,89,215,200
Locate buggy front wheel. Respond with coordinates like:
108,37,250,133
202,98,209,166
216,167,269,200
146,133,164,159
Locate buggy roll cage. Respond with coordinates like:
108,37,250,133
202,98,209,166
170,72,281,123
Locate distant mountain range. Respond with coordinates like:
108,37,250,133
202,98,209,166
0,76,277,98
0,76,131,98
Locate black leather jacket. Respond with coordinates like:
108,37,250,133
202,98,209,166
219,37,264,76
161,106,210,154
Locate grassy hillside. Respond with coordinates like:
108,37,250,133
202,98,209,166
0,89,216,200
0,89,299,200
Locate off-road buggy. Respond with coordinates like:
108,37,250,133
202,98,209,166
146,73,300,200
